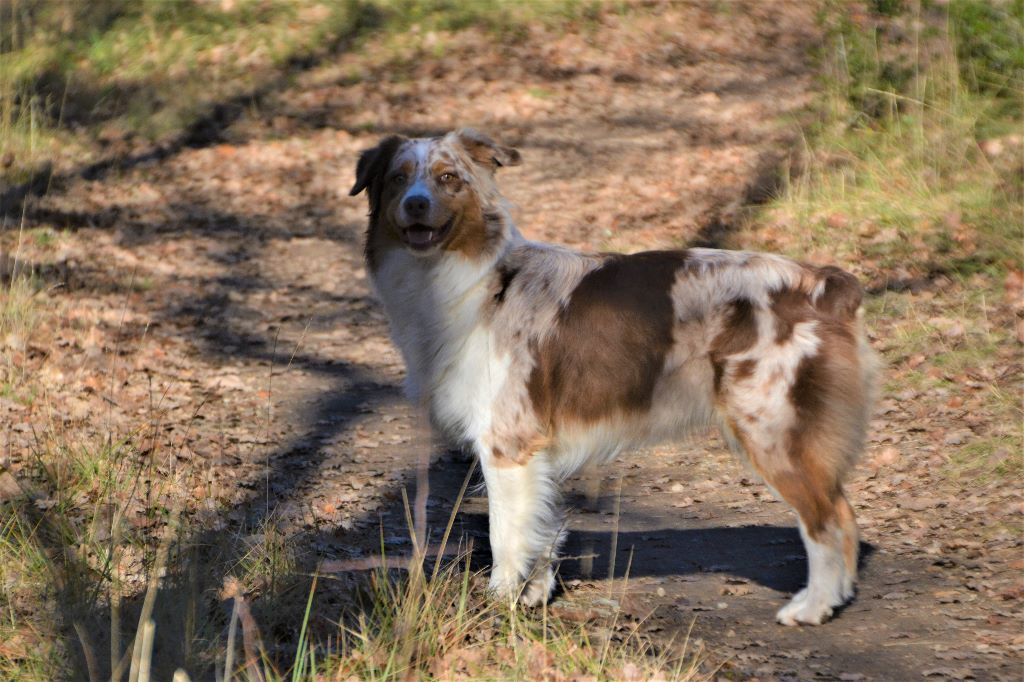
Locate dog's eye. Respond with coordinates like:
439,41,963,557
438,172,457,184
391,173,407,185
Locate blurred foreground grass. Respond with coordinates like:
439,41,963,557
0,425,701,680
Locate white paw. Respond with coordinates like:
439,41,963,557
776,592,834,626
840,581,855,603
519,568,555,607
487,567,523,604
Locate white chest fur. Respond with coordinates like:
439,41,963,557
371,250,510,443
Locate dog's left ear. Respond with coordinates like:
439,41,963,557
349,134,407,200
455,128,522,171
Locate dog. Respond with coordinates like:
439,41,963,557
350,129,877,626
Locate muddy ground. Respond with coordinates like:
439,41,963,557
4,3,1021,680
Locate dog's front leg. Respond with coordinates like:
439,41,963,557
479,448,563,606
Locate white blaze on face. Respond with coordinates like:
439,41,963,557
395,139,436,228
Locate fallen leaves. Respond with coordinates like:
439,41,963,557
0,5,1018,681
0,471,21,503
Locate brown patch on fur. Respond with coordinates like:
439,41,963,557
771,470,840,537
491,433,551,468
709,298,758,393
834,492,859,573
456,128,522,170
734,358,757,381
491,446,518,468
770,288,813,343
790,354,829,435
815,266,863,319
440,132,519,260
443,189,491,259
528,251,688,429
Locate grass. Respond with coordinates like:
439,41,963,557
743,0,1022,284
1,0,370,176
947,434,1022,483
318,559,699,681
0,273,37,346
0,426,702,680
0,267,41,398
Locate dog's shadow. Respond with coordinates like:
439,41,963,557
449,507,876,596
424,460,876,596
557,523,876,594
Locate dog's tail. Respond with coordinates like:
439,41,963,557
813,266,863,320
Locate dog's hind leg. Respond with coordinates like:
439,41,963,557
729,426,857,625
723,380,864,626
480,448,563,606
717,299,872,624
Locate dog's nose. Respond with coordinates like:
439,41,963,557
403,195,430,220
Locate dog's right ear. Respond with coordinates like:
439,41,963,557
349,135,407,201
454,128,521,172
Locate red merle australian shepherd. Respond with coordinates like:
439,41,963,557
350,129,878,625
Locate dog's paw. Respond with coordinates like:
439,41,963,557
519,568,555,607
840,577,856,603
775,592,834,626
487,568,523,605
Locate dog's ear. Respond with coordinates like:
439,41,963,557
455,128,522,171
349,135,407,201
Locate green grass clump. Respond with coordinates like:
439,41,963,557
0,274,38,344
0,513,62,681
0,432,168,680
949,0,1024,101
0,271,42,396
278,555,701,682
745,0,1022,282
947,435,1023,484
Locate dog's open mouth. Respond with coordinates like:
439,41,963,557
402,218,454,251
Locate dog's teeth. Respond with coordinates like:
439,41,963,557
408,230,434,245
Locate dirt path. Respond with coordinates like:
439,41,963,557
8,3,1021,679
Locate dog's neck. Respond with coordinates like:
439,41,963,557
369,217,524,405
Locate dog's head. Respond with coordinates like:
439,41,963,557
350,129,521,267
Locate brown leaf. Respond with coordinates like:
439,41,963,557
870,446,900,468
906,354,926,369
0,472,22,503
901,497,944,512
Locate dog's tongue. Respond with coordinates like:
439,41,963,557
407,228,434,246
